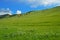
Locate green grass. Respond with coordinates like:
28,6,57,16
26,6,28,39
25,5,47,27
0,6,60,40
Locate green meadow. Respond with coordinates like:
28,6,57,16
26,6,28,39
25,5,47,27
0,6,60,40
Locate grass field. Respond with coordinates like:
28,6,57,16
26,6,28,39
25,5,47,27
0,6,60,40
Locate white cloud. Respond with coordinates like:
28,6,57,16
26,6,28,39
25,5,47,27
6,8,12,15
16,10,21,14
19,0,60,8
4,0,60,8
0,8,12,15
0,8,22,15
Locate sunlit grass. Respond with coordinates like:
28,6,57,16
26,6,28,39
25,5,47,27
0,6,60,40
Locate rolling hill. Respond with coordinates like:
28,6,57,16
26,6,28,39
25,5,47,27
0,6,60,40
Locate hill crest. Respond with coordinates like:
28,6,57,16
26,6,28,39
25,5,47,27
0,6,60,19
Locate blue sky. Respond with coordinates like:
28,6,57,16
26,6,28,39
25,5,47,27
0,0,60,14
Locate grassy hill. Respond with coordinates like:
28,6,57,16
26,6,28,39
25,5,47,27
0,6,60,40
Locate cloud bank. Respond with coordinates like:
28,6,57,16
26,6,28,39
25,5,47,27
4,0,60,8
0,8,12,15
19,0,60,8
0,8,21,15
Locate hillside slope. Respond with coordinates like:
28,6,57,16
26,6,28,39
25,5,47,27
0,6,60,40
